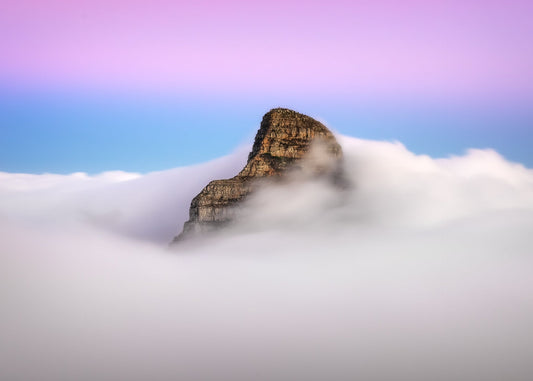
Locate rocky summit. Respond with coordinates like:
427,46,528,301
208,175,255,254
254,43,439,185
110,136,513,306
171,108,343,243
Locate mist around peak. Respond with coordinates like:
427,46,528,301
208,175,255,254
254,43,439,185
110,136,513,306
1,135,532,381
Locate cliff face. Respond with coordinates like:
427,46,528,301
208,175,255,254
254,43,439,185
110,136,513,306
172,108,343,243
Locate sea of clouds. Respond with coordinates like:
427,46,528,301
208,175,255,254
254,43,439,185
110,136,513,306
1,135,532,381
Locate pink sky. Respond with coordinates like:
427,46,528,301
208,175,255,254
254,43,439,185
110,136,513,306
1,0,532,98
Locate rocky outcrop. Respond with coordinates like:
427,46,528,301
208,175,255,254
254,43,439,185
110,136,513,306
172,108,343,243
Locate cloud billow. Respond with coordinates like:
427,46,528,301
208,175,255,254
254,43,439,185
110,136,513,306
1,136,532,381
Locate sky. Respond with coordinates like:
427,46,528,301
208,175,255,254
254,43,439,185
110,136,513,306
1,3,533,378
0,0,532,173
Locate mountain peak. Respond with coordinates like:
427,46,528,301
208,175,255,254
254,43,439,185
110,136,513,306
171,108,343,244
244,108,341,177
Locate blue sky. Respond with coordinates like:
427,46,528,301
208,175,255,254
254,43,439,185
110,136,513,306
1,1,532,174
1,88,531,174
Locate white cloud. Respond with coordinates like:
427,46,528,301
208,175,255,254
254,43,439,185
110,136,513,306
0,136,532,381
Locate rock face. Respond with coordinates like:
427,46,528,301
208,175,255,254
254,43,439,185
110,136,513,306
172,108,343,243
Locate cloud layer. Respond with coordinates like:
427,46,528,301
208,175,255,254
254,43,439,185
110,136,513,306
1,136,532,380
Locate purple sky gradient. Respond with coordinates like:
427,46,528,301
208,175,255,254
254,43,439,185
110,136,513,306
1,0,532,99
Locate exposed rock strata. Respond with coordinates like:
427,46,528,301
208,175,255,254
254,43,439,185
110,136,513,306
172,108,343,243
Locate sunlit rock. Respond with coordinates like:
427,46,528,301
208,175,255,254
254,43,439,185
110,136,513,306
171,108,343,243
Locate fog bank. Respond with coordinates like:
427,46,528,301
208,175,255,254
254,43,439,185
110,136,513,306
1,136,532,380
